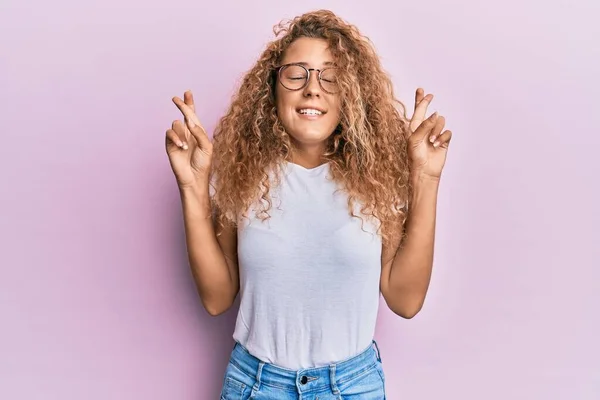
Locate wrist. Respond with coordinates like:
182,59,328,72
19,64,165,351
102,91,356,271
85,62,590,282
411,171,441,187
179,182,210,196
179,184,213,218
409,172,440,207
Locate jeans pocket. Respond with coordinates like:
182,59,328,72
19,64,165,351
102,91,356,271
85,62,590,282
220,376,249,400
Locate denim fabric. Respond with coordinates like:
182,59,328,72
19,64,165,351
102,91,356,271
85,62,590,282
219,340,386,400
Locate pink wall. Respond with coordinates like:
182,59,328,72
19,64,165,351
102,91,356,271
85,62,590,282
1,0,598,398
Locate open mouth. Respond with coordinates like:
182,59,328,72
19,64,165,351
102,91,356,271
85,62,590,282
297,108,326,116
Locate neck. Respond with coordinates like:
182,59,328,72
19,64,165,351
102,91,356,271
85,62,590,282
289,142,327,169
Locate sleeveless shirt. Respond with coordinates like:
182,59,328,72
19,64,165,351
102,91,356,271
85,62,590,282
232,161,383,369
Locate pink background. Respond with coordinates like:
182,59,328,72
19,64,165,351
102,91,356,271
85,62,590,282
1,0,599,399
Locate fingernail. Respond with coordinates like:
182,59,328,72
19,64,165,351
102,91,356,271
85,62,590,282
429,135,436,143
183,143,188,150
178,141,184,148
433,141,440,147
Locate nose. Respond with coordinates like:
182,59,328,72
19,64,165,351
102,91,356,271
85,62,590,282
303,70,322,97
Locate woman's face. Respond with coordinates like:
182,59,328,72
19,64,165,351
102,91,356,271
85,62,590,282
275,37,342,150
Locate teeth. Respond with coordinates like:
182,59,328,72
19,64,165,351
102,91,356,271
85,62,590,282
299,109,322,115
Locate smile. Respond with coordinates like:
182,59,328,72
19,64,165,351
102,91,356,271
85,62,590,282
298,108,325,120
298,108,323,115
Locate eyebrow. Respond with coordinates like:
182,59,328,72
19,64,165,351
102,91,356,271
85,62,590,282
291,61,336,67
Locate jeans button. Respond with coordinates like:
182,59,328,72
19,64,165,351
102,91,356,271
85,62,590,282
300,375,308,384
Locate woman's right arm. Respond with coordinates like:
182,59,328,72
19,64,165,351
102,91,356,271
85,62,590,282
166,90,239,316
179,185,239,316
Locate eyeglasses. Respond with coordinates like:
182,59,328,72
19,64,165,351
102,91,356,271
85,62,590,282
276,63,339,94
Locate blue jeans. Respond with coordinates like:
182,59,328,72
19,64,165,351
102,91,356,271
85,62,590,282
219,340,386,399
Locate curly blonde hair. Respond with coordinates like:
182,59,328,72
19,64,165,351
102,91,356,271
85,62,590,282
210,9,413,243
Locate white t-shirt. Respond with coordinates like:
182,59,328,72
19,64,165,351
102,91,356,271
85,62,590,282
232,161,383,369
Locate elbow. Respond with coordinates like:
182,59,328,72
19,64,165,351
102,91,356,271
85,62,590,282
382,284,429,319
394,306,421,319
205,305,228,317
388,298,425,319
195,282,237,316
203,300,232,316
201,292,236,317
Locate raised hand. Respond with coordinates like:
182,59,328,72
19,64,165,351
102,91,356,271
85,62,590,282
407,88,453,179
165,90,214,189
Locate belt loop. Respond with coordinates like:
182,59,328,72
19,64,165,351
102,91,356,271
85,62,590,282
252,362,265,394
372,340,382,362
329,364,340,395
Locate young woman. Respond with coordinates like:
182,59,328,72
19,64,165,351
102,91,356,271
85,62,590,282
165,9,452,400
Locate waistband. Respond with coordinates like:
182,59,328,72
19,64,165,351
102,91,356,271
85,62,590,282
228,340,382,394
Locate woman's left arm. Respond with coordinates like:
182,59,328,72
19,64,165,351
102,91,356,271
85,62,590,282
380,88,452,318
381,173,440,318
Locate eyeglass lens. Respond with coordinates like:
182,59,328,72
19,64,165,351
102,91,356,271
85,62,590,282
279,65,338,93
